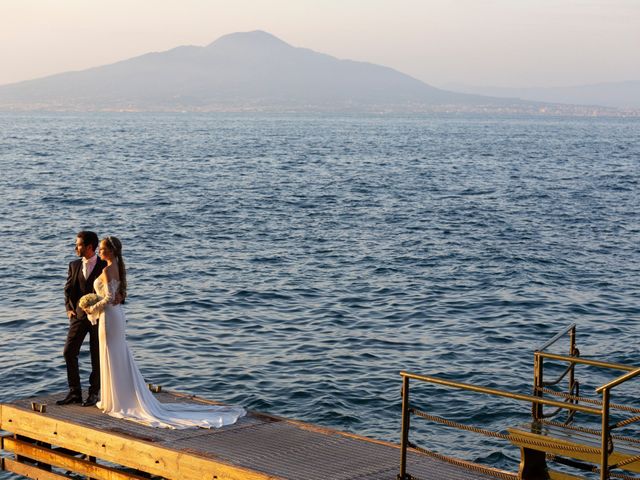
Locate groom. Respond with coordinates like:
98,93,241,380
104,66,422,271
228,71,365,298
58,231,106,407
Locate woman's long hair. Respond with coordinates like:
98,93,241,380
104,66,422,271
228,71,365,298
104,236,127,301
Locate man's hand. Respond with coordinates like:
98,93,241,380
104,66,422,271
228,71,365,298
113,292,124,305
67,310,76,319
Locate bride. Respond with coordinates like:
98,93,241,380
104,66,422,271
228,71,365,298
83,236,245,429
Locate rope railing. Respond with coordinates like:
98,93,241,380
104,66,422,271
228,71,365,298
612,416,640,430
399,365,638,479
610,453,640,470
547,454,640,480
411,408,603,455
537,387,640,414
398,325,639,480
406,442,518,480
399,373,639,480
410,408,509,440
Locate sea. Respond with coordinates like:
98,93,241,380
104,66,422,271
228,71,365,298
0,112,638,477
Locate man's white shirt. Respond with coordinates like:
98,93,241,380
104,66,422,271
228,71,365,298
82,255,97,279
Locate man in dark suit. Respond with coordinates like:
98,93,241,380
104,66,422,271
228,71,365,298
58,231,106,407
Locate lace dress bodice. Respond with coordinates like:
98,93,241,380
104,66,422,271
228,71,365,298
94,276,120,306
84,276,120,324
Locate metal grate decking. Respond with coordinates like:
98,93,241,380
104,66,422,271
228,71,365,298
1,391,515,480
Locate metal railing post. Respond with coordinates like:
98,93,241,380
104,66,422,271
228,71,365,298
398,375,411,480
533,353,544,421
568,325,577,423
600,388,610,480
569,325,576,356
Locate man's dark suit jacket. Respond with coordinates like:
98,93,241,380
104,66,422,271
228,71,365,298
64,257,107,321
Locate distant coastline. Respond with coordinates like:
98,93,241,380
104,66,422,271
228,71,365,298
443,80,640,111
0,102,634,117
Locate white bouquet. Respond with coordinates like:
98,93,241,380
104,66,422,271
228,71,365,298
79,293,102,325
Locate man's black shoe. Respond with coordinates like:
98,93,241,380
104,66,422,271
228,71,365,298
82,393,99,407
56,392,82,405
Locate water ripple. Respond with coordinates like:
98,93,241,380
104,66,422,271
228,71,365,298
0,112,639,476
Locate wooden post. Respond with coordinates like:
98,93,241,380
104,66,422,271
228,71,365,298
518,447,550,480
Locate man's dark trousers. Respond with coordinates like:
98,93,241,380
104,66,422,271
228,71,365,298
63,257,106,396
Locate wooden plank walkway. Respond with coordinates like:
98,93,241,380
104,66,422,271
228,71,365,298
0,390,515,480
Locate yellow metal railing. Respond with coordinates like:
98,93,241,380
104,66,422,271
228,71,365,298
533,323,579,423
398,326,640,480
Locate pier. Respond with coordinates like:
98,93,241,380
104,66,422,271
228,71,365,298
3,325,639,479
0,389,512,480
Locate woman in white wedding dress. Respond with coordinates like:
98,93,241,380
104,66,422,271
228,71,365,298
84,236,246,429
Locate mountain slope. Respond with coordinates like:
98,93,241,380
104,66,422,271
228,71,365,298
0,31,517,111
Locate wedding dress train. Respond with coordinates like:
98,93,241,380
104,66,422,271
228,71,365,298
90,276,246,429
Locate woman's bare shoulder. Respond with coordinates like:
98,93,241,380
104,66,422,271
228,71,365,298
103,264,120,282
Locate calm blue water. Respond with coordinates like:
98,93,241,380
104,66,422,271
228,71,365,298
0,112,638,476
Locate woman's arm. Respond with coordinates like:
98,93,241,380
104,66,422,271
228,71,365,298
84,266,118,314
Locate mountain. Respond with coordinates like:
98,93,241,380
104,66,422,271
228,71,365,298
0,31,526,112
444,81,640,110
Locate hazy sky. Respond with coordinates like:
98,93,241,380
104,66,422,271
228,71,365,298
1,0,639,88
